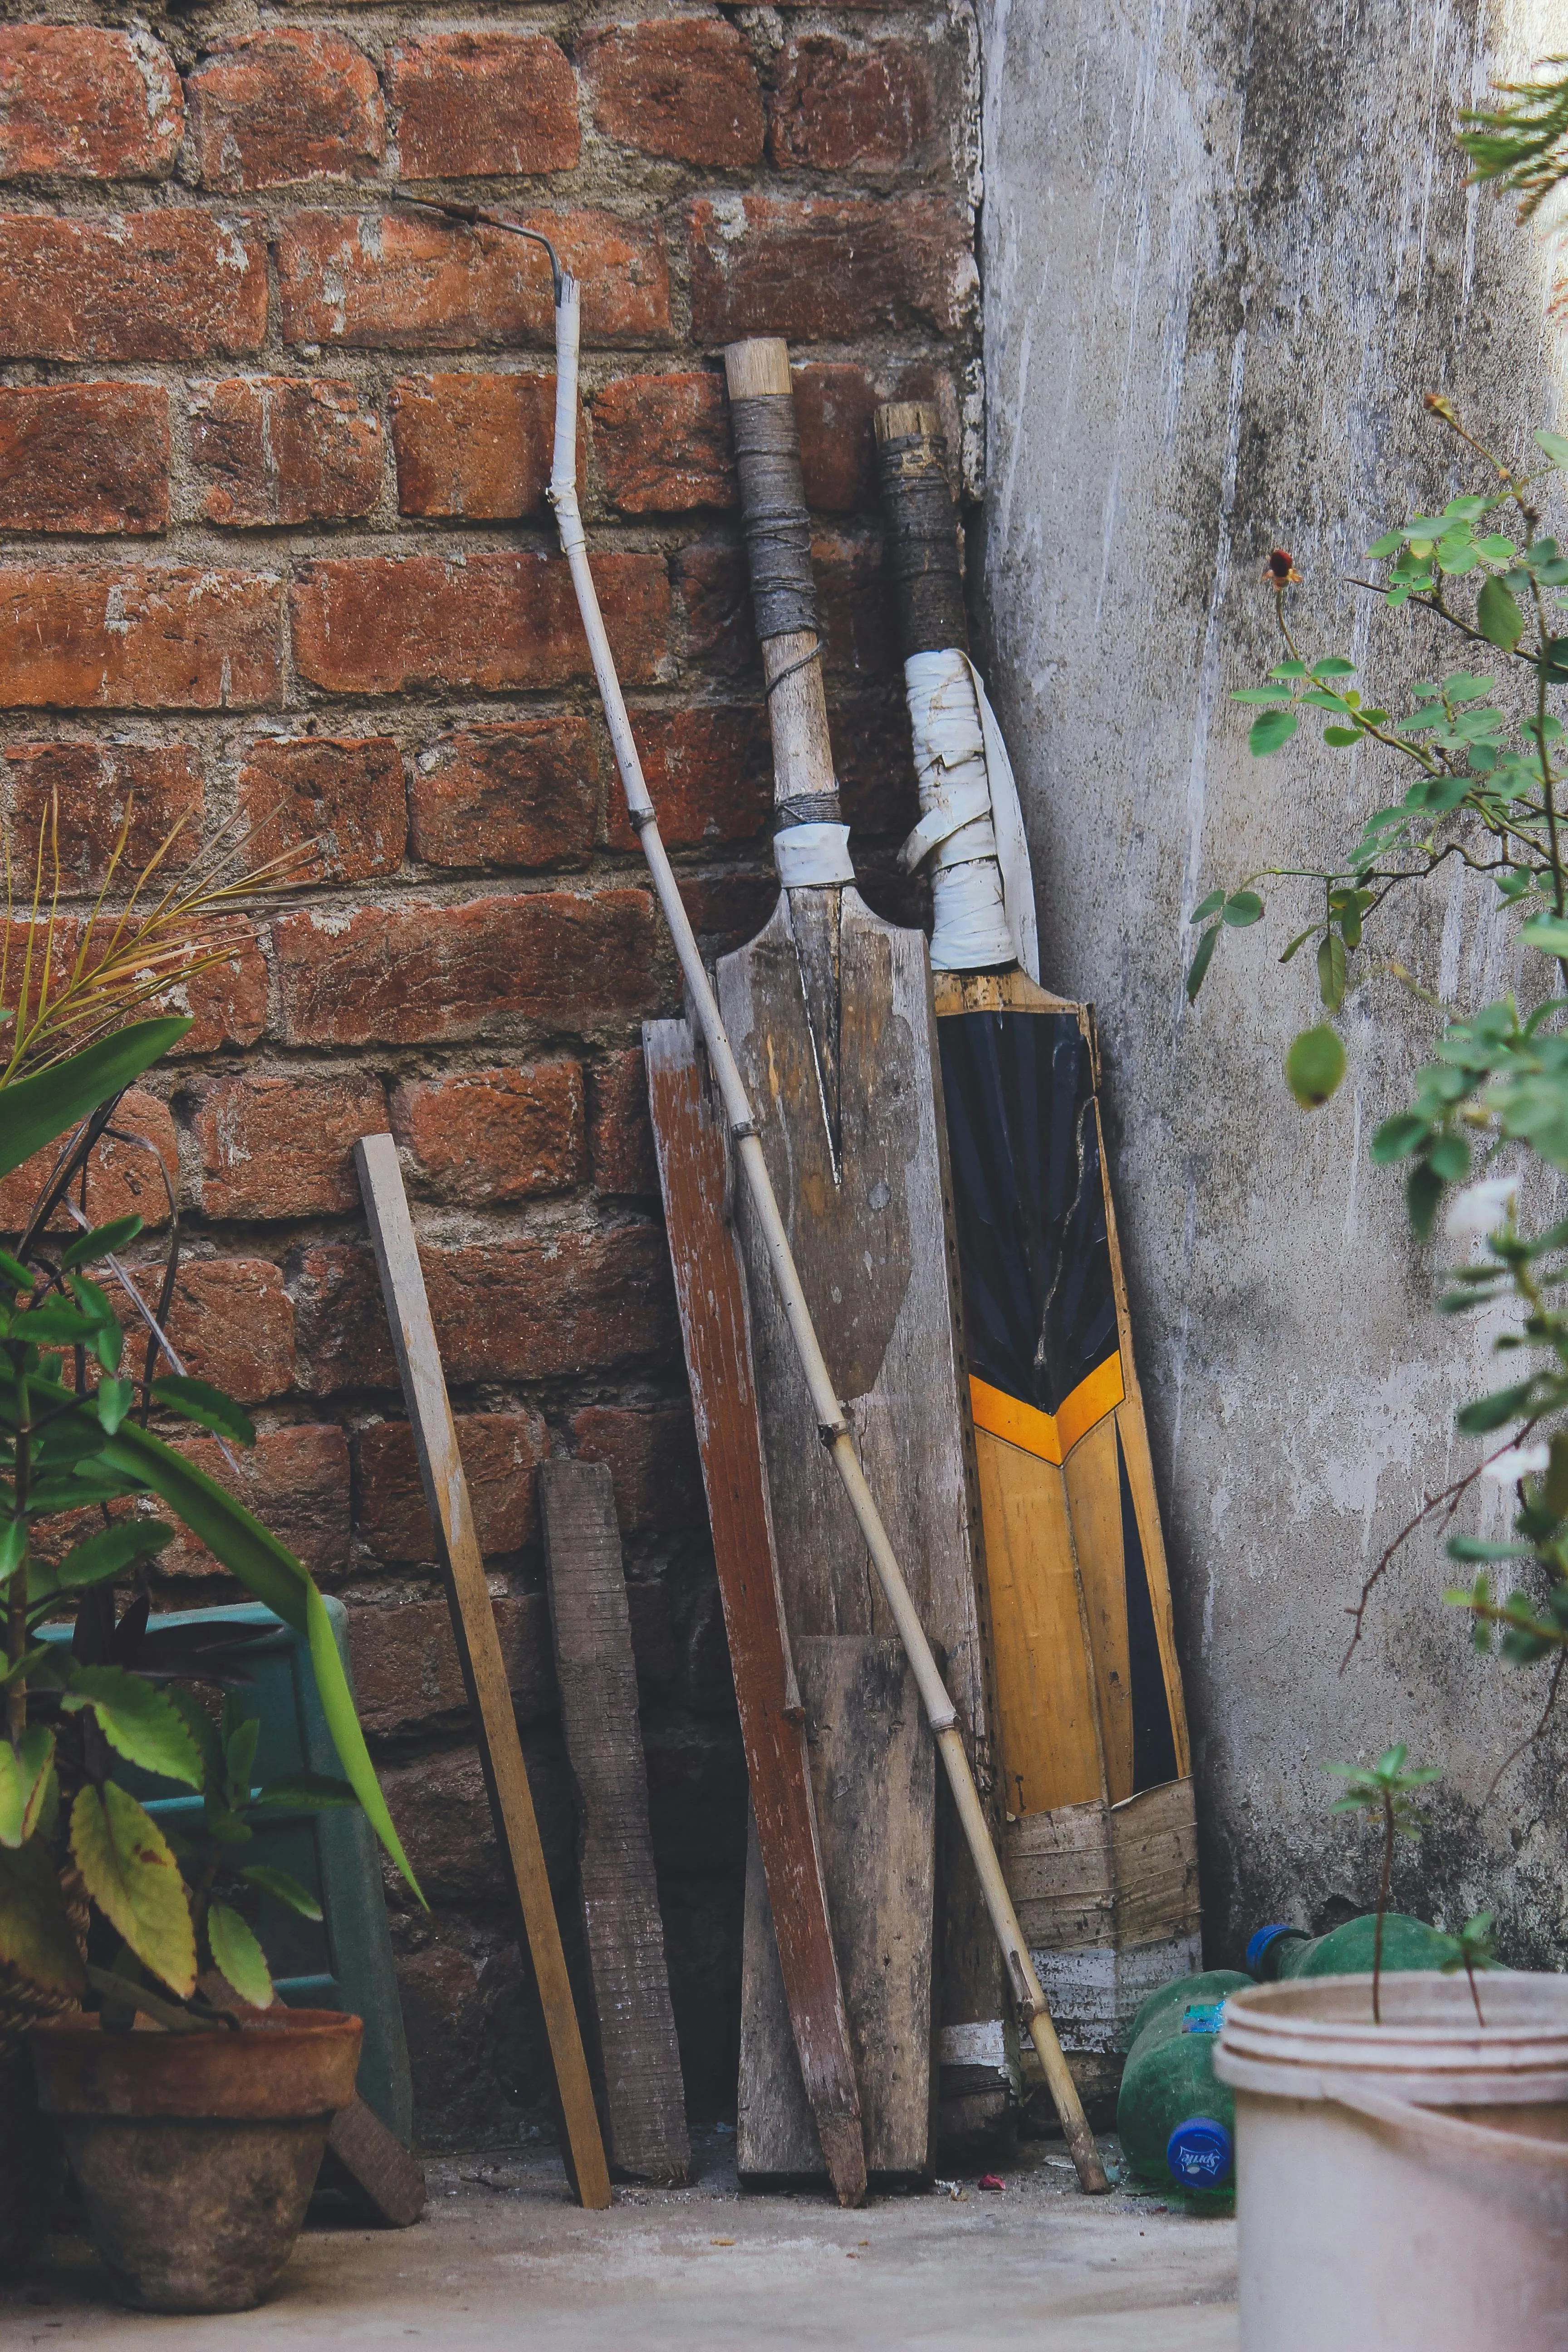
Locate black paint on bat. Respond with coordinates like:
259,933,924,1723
937,1006,1116,1418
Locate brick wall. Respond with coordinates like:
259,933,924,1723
0,4,980,2148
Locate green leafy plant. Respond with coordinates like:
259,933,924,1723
1186,321,1568,1785
1436,1910,1500,2027
1459,57,1568,240
0,807,418,2025
1326,1746,1443,2022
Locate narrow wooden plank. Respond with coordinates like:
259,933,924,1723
319,2095,426,2228
739,1636,936,2184
643,1019,867,2208
1061,1415,1134,1805
539,1459,691,2187
973,1426,1104,1817
353,1134,611,2212
717,897,1007,2125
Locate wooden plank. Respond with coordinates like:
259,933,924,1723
720,339,1005,2141
739,1637,936,2184
1005,1801,1116,1952
643,1019,867,2208
974,1426,1104,1817
717,897,1005,2115
1062,1415,1134,1805
318,2095,426,2228
539,1460,691,2187
353,1134,611,2212
1109,1779,1202,1945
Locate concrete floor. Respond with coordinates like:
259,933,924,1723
2,2131,1236,2352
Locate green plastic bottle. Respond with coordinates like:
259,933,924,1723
1245,1912,1453,1981
1116,1970,1250,2206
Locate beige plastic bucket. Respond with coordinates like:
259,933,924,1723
1214,1973,1568,2350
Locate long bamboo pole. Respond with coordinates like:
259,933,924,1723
540,276,1107,2195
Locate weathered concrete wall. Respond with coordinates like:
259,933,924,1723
978,0,1568,1962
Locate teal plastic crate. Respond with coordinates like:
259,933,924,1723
43,1599,412,2143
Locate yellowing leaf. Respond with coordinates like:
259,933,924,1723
0,1727,54,1849
70,1782,196,1998
0,1838,85,1997
207,1902,274,2009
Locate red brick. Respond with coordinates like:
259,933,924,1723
355,1414,549,1561
607,706,769,852
23,911,268,1057
387,33,578,178
129,1257,294,1403
390,1063,584,1205
0,1087,177,1235
349,1595,554,1735
687,195,976,343
770,35,932,171
0,212,267,363
273,890,660,1047
191,1070,390,1220
0,29,182,181
676,534,891,679
189,377,382,528
593,372,731,516
154,1425,350,1581
295,1225,676,1391
391,374,562,521
421,1228,676,1383
794,365,878,511
291,1244,396,1395
0,386,168,535
277,209,668,351
379,1743,574,1908
157,915,270,1056
568,1404,704,1534
676,541,755,678
593,365,876,518
676,871,775,959
237,734,407,884
587,1050,657,1197
815,526,896,676
290,551,669,697
409,720,596,872
835,692,917,837
578,20,762,166
0,566,282,713
4,741,204,894
187,30,383,193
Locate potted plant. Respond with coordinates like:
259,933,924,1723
1191,57,1568,2352
0,808,420,2311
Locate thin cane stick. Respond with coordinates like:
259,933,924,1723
534,267,1106,2190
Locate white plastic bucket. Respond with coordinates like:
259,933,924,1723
1214,1972,1568,2351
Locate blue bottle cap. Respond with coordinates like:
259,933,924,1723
1166,2116,1233,2192
1245,1922,1301,1974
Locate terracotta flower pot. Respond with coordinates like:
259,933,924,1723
30,2008,362,2313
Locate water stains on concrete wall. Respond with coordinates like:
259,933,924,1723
978,0,1568,1962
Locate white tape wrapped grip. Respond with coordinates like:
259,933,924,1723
898,650,1039,980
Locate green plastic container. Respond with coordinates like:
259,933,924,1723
1116,1970,1250,2205
1246,1912,1453,1983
